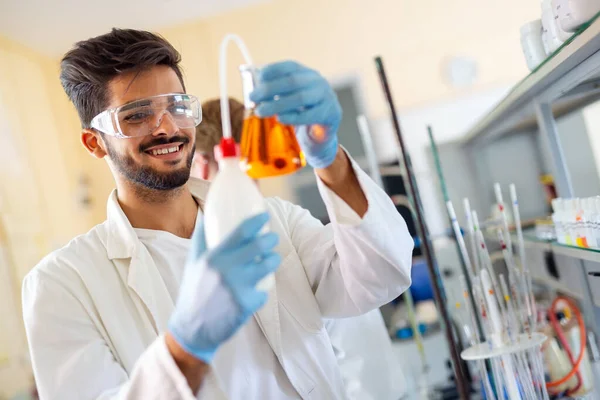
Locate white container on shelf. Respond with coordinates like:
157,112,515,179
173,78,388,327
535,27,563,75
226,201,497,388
552,0,600,32
564,198,576,245
542,0,567,53
594,197,600,248
552,198,566,244
520,20,548,70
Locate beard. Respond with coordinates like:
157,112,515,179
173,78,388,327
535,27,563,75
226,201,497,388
105,135,194,191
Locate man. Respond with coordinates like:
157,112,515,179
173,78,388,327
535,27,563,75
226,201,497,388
193,98,408,400
22,28,413,399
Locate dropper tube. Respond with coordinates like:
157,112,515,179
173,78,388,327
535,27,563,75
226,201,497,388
219,34,254,140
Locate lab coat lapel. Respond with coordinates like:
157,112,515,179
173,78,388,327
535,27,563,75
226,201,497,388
127,247,174,333
253,282,283,360
105,190,174,334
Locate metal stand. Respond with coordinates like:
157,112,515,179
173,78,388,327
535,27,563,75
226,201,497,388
374,56,470,400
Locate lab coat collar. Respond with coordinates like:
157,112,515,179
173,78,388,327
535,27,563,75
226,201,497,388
104,178,282,359
105,178,211,260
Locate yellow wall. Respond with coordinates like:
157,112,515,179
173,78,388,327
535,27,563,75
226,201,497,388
0,35,105,396
158,0,540,199
161,0,539,116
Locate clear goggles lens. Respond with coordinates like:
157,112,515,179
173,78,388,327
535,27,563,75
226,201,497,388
90,93,202,138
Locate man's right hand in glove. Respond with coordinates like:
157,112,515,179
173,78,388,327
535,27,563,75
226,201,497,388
166,212,281,392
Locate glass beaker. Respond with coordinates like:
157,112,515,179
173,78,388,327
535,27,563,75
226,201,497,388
239,64,306,179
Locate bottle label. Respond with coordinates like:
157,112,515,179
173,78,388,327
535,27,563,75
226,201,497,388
566,234,573,245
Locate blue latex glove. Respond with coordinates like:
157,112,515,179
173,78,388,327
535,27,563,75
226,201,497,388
250,61,342,169
168,212,281,363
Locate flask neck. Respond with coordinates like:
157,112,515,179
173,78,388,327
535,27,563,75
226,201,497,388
239,64,257,110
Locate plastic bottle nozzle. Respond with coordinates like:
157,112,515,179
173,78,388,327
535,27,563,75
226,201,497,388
215,137,240,160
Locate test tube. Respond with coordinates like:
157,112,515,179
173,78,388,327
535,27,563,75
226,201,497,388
499,274,536,399
533,348,550,400
499,274,518,342
447,201,475,279
512,351,538,400
509,184,537,333
460,276,496,400
525,269,537,332
475,228,509,329
463,198,481,275
497,229,528,334
481,269,521,399
509,184,526,270
473,281,504,399
494,183,513,257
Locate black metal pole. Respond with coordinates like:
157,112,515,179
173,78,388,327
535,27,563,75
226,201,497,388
373,56,470,400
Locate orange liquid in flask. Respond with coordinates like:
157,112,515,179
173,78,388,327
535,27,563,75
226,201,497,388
240,112,306,179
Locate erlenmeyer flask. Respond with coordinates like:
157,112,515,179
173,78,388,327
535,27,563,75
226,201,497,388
239,64,306,179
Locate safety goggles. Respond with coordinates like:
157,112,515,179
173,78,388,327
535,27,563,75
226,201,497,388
90,93,202,138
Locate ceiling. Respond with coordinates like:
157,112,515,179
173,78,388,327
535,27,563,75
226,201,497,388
0,0,268,56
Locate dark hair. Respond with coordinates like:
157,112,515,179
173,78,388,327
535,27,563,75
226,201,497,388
60,28,185,128
195,98,245,155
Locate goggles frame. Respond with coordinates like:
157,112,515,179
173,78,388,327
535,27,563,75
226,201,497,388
90,93,202,138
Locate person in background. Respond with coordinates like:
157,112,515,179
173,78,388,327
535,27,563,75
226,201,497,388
191,98,245,181
192,97,407,400
22,28,414,399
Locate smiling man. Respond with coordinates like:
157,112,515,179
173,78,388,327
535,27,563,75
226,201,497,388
22,29,414,399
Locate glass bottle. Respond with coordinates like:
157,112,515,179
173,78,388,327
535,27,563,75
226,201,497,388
238,64,306,179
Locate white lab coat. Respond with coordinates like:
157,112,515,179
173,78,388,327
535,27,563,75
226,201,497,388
325,310,407,400
22,157,413,400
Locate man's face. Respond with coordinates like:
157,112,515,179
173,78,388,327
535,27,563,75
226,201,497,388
101,65,195,191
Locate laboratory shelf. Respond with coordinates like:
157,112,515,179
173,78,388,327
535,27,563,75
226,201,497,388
518,233,600,265
463,14,600,146
551,241,600,263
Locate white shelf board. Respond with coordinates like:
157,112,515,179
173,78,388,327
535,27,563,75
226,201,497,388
551,242,600,263
463,17,600,145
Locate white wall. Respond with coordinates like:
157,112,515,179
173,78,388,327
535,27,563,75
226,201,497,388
368,86,511,235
